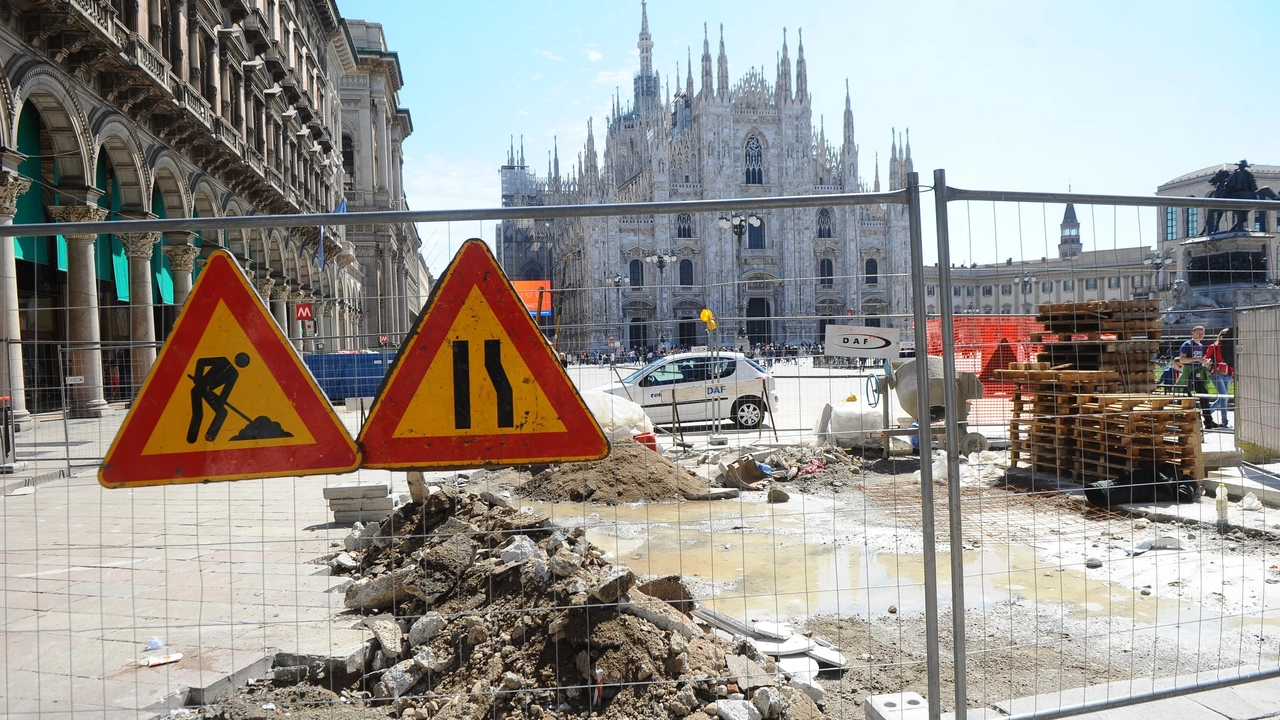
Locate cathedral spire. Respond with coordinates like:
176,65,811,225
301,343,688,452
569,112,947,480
686,47,694,98
874,153,881,193
519,135,525,166
795,28,807,101
717,23,728,99
638,0,652,76
508,135,514,165
777,28,791,102
701,22,713,98
553,136,560,187
842,79,854,146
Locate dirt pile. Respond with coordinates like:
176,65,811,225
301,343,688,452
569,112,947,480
518,439,710,504
225,488,829,720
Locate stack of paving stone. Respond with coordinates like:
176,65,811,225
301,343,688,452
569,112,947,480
1073,393,1204,482
1030,299,1162,392
324,483,393,524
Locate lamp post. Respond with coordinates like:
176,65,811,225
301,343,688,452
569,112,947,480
645,250,676,349
608,272,625,350
718,213,761,338
1143,253,1171,296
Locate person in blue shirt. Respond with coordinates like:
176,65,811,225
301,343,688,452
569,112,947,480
1178,326,1219,429
1157,359,1183,393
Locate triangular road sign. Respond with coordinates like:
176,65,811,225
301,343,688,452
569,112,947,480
100,250,360,488
359,239,608,469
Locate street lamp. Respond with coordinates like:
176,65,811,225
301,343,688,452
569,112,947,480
718,214,762,338
644,252,676,350
608,272,626,347
718,213,762,243
1144,253,1171,294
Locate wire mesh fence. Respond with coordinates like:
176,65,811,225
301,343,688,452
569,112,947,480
1,180,1280,719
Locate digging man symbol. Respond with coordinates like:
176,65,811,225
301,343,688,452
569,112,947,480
187,352,293,443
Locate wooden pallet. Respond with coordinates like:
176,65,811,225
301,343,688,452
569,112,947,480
1075,394,1197,413
1037,299,1161,317
1031,329,1163,342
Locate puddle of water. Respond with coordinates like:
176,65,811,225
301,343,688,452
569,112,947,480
523,498,1272,629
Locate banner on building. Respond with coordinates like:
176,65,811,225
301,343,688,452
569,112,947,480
511,280,553,317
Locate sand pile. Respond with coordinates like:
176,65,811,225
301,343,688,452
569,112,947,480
518,439,710,504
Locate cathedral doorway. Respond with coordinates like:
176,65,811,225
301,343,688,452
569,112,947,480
746,298,772,346
628,319,649,350
678,318,696,349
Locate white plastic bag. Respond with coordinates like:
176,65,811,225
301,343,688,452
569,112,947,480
1241,491,1263,511
828,401,885,448
579,390,654,440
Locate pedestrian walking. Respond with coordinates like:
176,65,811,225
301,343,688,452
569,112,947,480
1205,328,1234,428
1178,325,1219,429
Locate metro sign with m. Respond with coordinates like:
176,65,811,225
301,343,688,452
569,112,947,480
295,303,314,321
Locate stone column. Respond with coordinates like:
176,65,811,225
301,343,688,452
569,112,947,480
270,284,289,333
319,300,334,351
256,276,274,307
0,168,33,428
288,289,305,350
118,231,161,390
49,205,110,418
162,236,200,306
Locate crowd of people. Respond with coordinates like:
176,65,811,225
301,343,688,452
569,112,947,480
557,341,829,368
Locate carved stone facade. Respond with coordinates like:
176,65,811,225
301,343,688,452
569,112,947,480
338,21,430,347
0,2,425,413
498,4,914,351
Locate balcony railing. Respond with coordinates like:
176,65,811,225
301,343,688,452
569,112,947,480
171,82,212,130
70,0,124,46
126,33,171,90
212,117,244,157
240,8,271,56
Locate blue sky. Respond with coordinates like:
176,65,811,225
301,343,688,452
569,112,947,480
336,1,1280,275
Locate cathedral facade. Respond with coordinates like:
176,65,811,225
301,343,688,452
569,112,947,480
498,3,914,352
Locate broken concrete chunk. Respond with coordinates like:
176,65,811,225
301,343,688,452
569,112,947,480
620,590,701,639
479,491,511,509
408,613,446,647
588,565,635,603
549,549,583,577
323,483,390,500
374,658,423,699
766,486,790,503
500,535,540,564
669,685,698,716
364,618,404,660
636,575,696,615
778,686,823,720
343,568,415,610
499,671,522,690
751,687,781,719
413,646,452,673
717,698,762,720
330,552,358,571
272,665,309,685
683,487,742,501
725,654,775,691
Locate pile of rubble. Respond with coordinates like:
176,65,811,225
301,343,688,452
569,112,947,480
299,487,830,720
712,446,861,498
518,439,710,504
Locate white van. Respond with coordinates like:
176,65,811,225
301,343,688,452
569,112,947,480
595,352,779,429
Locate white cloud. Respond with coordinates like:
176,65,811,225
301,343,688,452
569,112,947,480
536,50,565,61
585,45,603,62
531,72,543,81
593,67,633,86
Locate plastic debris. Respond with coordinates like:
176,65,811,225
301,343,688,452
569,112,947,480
145,636,164,651
140,652,183,667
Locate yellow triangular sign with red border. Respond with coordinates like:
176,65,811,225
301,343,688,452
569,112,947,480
99,250,360,487
358,238,609,469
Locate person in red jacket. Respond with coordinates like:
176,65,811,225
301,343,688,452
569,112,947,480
1205,328,1233,428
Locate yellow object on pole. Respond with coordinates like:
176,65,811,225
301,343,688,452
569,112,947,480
699,308,717,331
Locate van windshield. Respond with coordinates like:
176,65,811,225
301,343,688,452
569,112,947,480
621,359,667,384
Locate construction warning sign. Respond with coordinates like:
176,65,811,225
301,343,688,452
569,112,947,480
359,239,608,469
99,250,360,488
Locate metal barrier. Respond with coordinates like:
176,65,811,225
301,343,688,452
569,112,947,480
1,177,1279,719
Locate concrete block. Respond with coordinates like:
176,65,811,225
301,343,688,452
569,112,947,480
323,484,389,500
328,497,395,512
865,692,928,720
333,510,392,524
345,396,375,413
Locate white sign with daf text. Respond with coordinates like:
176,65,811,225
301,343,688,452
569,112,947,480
824,325,900,359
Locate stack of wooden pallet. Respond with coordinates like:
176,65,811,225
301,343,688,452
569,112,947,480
1073,394,1203,482
1031,299,1162,392
994,363,1133,476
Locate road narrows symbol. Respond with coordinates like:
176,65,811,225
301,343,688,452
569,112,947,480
485,339,514,428
452,340,470,429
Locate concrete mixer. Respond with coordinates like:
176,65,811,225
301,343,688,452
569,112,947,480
882,356,989,454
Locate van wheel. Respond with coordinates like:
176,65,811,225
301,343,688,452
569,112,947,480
733,396,765,429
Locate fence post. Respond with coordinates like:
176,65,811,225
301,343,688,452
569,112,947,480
907,171,943,719
934,168,969,717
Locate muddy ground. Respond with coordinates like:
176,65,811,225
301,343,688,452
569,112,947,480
195,445,1280,719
